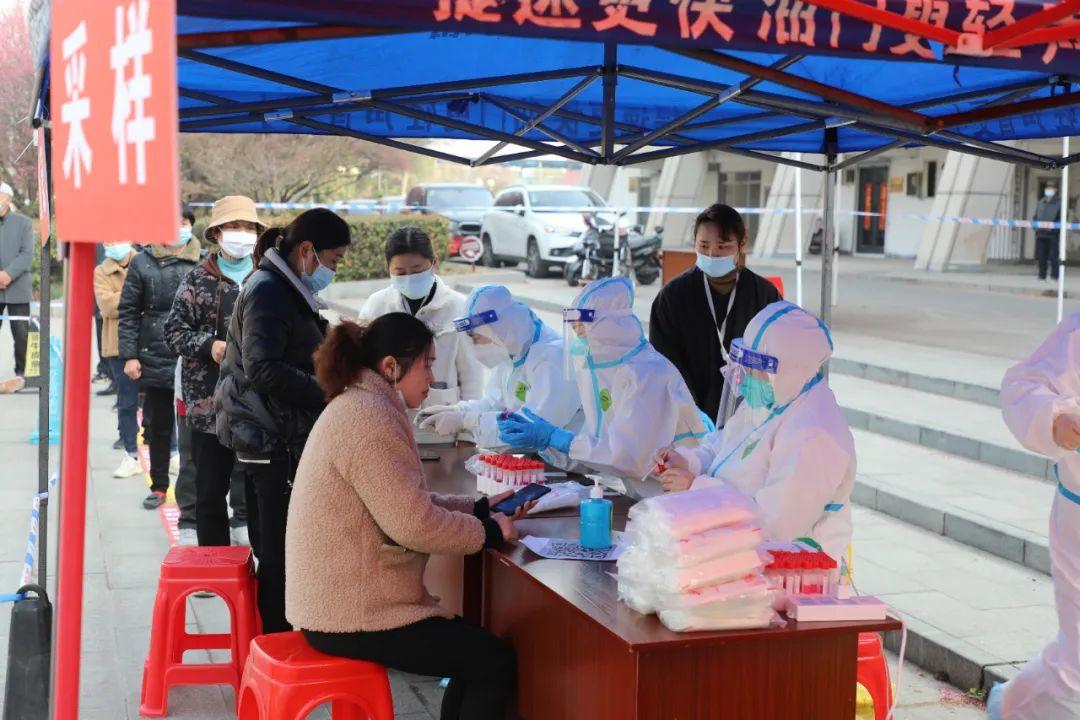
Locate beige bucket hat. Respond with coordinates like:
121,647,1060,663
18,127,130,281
206,195,265,234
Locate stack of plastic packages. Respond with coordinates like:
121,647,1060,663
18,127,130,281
616,486,779,632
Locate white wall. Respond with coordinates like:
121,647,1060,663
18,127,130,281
880,149,948,257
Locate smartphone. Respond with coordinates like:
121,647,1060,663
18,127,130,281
419,449,440,461
491,483,551,515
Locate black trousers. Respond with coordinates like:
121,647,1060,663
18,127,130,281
1036,235,1060,280
141,387,175,494
94,315,107,376
304,617,515,720
175,417,197,528
191,430,236,546
0,302,29,377
239,460,293,634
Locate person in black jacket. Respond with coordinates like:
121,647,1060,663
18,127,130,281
120,206,203,509
166,196,264,546
649,204,781,425
215,208,351,633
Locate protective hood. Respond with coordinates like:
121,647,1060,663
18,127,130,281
741,301,833,406
572,277,645,364
464,285,540,360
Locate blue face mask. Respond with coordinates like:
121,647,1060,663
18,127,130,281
301,253,335,294
739,376,775,409
169,227,193,248
104,243,131,261
391,268,436,301
696,252,737,278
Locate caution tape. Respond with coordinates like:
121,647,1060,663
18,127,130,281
20,473,57,588
191,201,1076,230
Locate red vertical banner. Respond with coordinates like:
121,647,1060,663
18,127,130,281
49,0,178,245
36,127,50,246
47,2,177,718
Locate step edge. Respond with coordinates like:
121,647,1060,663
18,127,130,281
830,357,1001,408
854,479,1051,576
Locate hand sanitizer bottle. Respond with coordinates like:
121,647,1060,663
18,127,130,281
579,481,612,550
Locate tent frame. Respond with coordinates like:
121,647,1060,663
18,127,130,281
173,33,1080,173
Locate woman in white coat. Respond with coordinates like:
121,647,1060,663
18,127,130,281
359,227,483,441
992,315,1080,720
656,301,855,565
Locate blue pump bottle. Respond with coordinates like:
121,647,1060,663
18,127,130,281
580,481,612,549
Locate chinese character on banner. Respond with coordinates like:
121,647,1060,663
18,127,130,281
890,0,949,59
951,0,1020,58
515,0,582,29
860,0,887,51
433,0,501,23
1039,5,1080,64
111,0,156,185
49,0,177,245
60,22,91,190
594,0,658,36
758,0,818,47
672,0,734,42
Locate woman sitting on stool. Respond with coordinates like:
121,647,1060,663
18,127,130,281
286,312,525,720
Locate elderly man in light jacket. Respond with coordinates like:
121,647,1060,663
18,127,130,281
0,182,34,387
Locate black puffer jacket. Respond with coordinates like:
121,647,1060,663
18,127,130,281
164,253,249,434
215,249,327,460
118,241,203,389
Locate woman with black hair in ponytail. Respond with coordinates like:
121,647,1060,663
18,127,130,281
214,207,351,633
287,313,521,720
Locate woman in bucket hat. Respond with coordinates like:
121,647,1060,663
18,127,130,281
165,196,264,544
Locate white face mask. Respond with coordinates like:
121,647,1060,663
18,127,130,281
1046,188,1058,198
219,230,257,258
472,341,510,369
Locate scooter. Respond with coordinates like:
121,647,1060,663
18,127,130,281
564,213,661,287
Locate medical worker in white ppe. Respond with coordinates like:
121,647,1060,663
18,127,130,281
655,301,855,564
359,227,482,440
990,316,1080,720
416,285,582,448
498,277,708,479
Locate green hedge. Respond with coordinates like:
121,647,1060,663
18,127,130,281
195,212,450,282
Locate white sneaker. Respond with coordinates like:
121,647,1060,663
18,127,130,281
113,454,142,478
177,527,198,546
230,524,250,547
169,453,180,476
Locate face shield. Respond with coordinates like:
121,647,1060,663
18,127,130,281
562,307,596,379
716,337,780,427
452,309,510,369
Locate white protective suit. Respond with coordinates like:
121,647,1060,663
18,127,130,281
423,285,582,449
678,302,855,564
545,277,708,479
992,313,1080,720
360,275,483,442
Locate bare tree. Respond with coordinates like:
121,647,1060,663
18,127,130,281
181,133,413,203
0,3,38,208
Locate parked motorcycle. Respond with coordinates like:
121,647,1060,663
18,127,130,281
564,213,661,287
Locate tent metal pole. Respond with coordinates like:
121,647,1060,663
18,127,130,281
1060,135,1071,323
795,153,803,307
821,129,839,328
833,154,843,307
602,42,617,162
481,95,599,157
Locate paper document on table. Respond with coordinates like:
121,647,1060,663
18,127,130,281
520,534,624,562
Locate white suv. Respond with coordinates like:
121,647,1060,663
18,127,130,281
480,185,608,277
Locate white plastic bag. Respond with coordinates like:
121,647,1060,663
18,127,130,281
658,606,780,633
527,481,587,515
628,485,758,539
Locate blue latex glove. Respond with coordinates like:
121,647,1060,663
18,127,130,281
498,408,573,453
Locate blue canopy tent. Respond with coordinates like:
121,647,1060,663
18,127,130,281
28,2,1080,717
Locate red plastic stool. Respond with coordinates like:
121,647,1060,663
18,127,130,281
857,632,893,720
139,546,259,717
237,632,394,720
